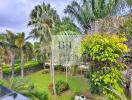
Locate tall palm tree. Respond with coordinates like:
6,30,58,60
0,43,4,79
5,30,18,78
15,32,33,78
64,0,132,34
52,16,80,34
28,2,60,95
28,2,60,69
0,34,7,79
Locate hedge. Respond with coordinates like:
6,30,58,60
2,61,43,75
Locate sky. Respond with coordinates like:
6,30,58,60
0,0,72,34
0,0,131,36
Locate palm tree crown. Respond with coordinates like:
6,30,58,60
64,0,132,34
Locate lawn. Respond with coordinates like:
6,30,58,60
25,70,89,100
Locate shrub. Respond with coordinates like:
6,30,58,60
2,61,42,75
54,65,61,70
81,33,129,64
4,77,48,100
89,67,125,100
56,80,69,95
30,90,48,100
81,33,129,100
70,96,74,100
48,80,69,95
42,69,49,74
0,80,4,85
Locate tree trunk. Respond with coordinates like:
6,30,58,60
0,57,3,79
66,65,68,82
40,43,46,69
20,50,24,78
51,50,56,95
43,53,46,69
50,51,53,82
11,54,15,78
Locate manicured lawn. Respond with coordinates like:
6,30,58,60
25,70,89,100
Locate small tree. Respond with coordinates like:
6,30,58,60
81,33,129,99
15,32,33,78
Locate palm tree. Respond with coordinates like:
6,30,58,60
0,44,4,79
64,0,132,34
28,2,60,95
28,2,60,68
5,30,18,78
15,32,33,78
52,16,80,34
0,34,7,79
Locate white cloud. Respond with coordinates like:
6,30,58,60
0,0,72,34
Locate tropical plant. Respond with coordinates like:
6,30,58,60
28,2,60,67
105,87,128,100
52,16,80,34
5,30,18,78
81,33,129,65
33,42,41,61
0,34,11,67
15,32,33,78
4,77,48,100
0,34,7,79
48,80,69,95
28,2,60,95
89,67,125,100
29,90,48,100
64,0,116,33
0,44,4,79
81,33,129,99
64,0,132,34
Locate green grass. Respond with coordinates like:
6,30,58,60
25,70,89,100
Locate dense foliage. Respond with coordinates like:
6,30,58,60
89,67,124,99
81,33,129,99
48,80,69,95
2,61,42,75
119,17,132,38
4,78,48,100
64,0,132,33
82,33,128,63
1,0,132,99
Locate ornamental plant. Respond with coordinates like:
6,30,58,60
81,33,129,99
48,80,69,95
82,33,128,63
